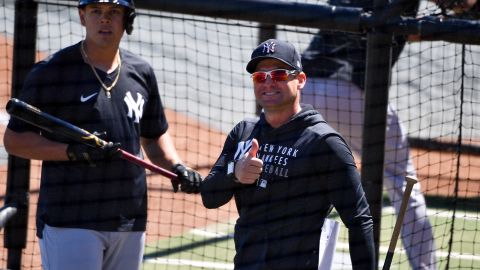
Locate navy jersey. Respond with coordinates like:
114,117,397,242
201,104,375,270
7,42,168,234
302,0,419,90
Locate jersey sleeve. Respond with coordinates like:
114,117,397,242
139,66,168,138
7,62,46,134
321,135,376,269
200,123,244,209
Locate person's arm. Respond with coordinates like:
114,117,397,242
3,126,125,164
200,159,239,209
3,128,69,161
430,0,479,16
141,132,202,194
141,131,181,170
200,130,242,209
409,0,480,41
322,135,375,270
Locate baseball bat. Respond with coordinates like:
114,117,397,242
382,175,418,270
6,98,178,181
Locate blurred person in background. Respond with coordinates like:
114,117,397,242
3,1,201,269
301,0,479,269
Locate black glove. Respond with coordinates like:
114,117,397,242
66,142,121,165
172,163,202,194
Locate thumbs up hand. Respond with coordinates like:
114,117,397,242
235,138,263,184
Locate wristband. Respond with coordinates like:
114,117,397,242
226,160,240,183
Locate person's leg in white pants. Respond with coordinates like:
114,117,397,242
302,78,437,270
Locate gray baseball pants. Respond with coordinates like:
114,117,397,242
39,224,145,270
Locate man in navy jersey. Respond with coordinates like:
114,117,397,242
200,39,375,269
3,1,201,269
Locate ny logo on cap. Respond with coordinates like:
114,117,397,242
262,41,276,54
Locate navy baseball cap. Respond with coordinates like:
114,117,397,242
246,39,302,73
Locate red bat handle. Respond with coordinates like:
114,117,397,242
119,149,179,182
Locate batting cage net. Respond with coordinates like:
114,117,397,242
0,0,479,269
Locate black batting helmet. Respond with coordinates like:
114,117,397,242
78,0,136,35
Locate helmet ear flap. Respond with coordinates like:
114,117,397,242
125,10,136,35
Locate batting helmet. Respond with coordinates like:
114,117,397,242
78,0,136,35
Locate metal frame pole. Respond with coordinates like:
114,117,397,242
5,1,38,269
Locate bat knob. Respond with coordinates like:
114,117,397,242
405,175,418,185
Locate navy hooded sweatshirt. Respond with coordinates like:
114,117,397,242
201,104,375,270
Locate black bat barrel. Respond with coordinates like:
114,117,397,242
6,98,107,148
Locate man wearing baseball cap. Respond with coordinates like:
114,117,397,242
201,39,375,269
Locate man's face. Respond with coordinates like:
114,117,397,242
79,3,126,47
252,59,306,113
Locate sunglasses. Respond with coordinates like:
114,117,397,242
251,69,298,83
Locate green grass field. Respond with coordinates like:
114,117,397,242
142,196,480,270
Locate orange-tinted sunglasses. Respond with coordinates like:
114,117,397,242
251,69,298,83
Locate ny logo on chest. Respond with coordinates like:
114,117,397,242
124,91,144,123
